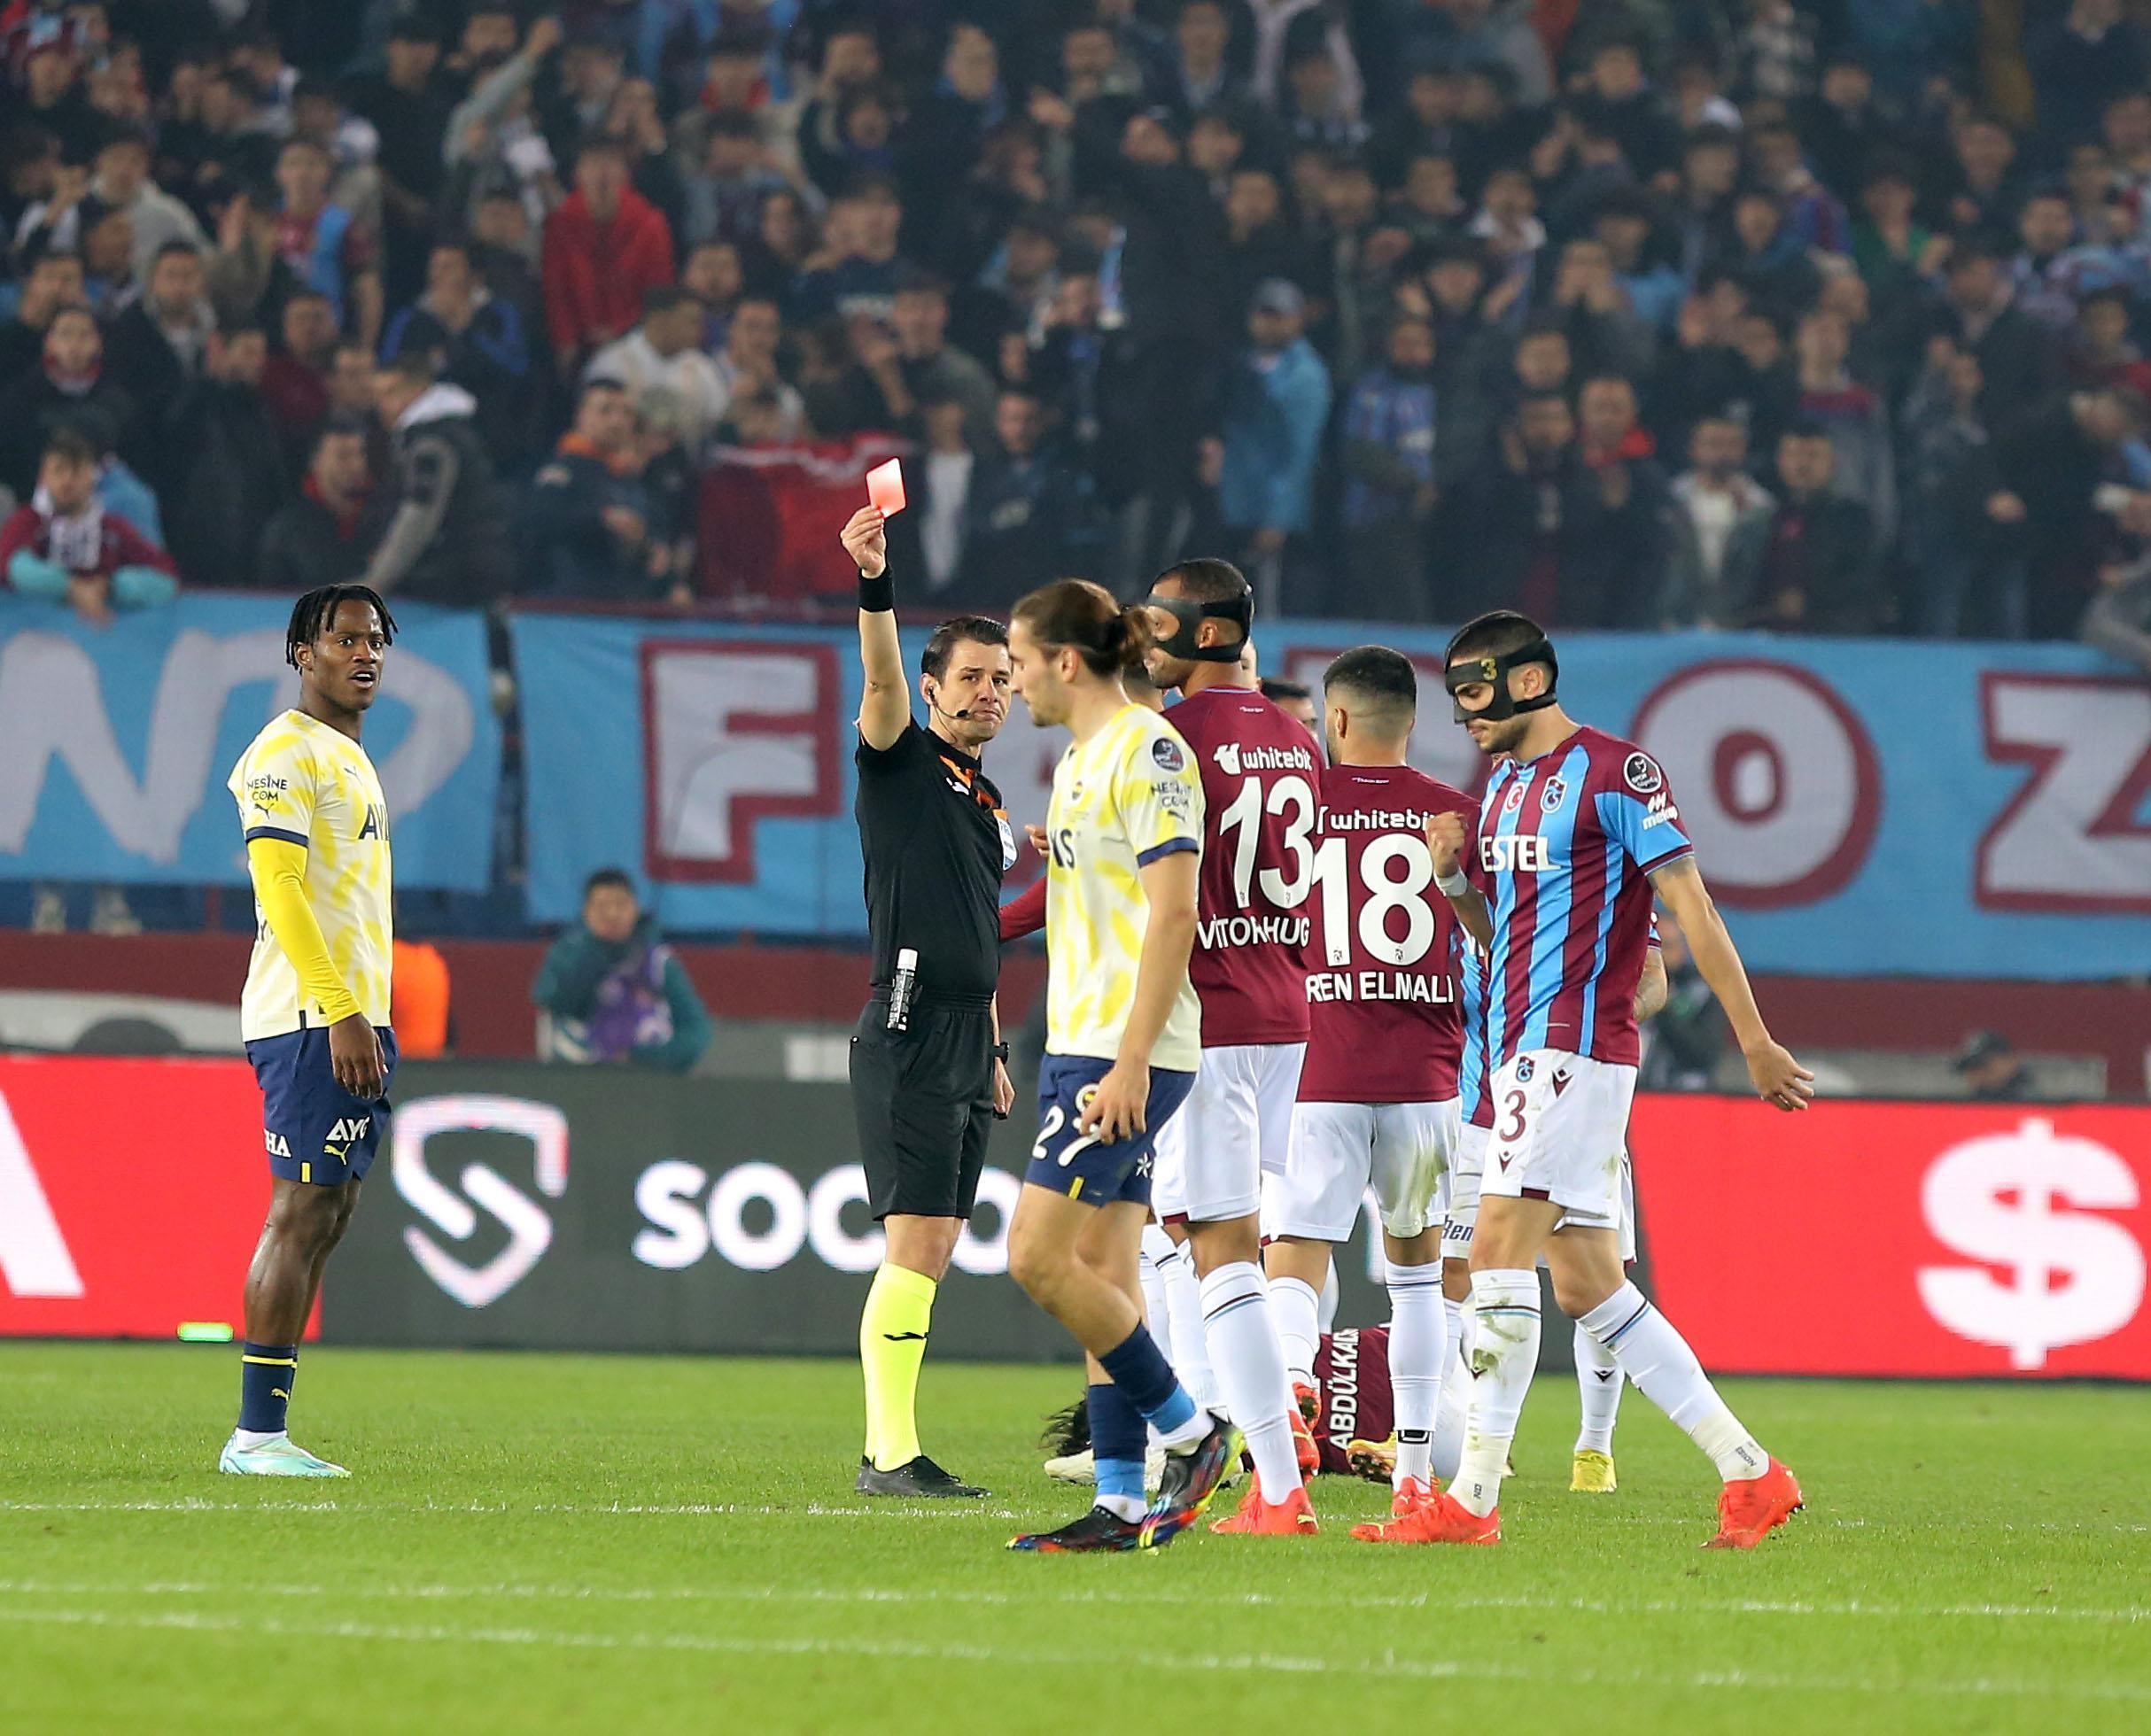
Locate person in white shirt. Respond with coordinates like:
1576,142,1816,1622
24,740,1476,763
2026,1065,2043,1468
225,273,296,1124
709,294,806,439
585,284,728,456
1664,414,1775,626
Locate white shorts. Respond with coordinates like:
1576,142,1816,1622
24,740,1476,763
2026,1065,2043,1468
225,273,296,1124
1151,1042,1305,1225
1276,1098,1459,1242
1446,1119,1638,1262
1479,1049,1636,1226
1441,1121,1488,1261
1555,1148,1637,1263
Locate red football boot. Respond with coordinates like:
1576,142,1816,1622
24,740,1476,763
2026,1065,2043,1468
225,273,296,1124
1289,1382,1322,1477
1350,1489,1500,1546
1209,1476,1320,1536
1704,1456,1804,1549
1388,1474,1435,1517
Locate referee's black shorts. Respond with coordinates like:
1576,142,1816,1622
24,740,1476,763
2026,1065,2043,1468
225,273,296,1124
850,996,995,1221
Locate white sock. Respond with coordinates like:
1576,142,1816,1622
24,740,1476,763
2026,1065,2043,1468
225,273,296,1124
1454,1289,1478,1364
1579,1282,1767,1482
1095,1492,1145,1523
1159,1238,1220,1413
1269,1274,1321,1391
1138,1225,1175,1339
1200,1260,1302,1494
1386,1259,1447,1487
1573,1314,1623,1454
1453,1267,1540,1516
1431,1296,1470,1481
232,1428,285,1449
1316,1262,1340,1334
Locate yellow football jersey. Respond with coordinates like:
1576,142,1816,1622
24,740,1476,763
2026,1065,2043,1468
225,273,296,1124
1044,704,1204,1073
228,709,393,1042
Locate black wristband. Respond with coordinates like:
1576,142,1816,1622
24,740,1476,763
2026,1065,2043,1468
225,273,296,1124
858,569,894,612
990,1042,1010,1063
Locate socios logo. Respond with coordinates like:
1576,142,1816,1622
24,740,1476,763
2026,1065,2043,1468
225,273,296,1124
392,1095,570,1309
632,1161,1023,1276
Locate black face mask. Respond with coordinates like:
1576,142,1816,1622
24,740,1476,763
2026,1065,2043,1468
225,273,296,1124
1442,633,1560,723
1145,585,1254,664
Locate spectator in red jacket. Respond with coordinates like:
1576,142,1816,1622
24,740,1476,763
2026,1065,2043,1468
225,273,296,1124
541,137,673,377
0,427,178,624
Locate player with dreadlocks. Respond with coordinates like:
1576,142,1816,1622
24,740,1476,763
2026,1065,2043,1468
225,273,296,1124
217,585,400,1477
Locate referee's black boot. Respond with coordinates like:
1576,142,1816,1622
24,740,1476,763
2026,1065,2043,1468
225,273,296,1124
857,1453,988,1499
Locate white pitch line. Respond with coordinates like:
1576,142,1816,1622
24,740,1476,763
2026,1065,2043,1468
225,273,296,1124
0,1578,2143,1629
1,1496,2145,1537
2,1605,2147,1705
0,1499,1020,1520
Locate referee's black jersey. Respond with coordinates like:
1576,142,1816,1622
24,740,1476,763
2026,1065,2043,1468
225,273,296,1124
856,720,1014,1002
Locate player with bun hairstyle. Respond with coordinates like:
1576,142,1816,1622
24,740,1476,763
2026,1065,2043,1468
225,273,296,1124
1001,579,1239,1554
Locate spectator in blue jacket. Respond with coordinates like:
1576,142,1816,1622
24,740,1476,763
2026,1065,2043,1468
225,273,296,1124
1340,313,1438,619
533,867,711,1073
519,378,653,600
1218,277,1332,608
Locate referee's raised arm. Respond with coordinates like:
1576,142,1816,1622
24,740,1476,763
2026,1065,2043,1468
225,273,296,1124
843,506,907,750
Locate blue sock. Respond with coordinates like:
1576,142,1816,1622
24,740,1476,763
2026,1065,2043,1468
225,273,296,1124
1089,1382,1145,1515
238,1343,298,1434
1099,1325,1198,1438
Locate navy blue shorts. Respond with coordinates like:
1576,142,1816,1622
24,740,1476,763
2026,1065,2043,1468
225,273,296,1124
1025,1054,1196,1209
245,1024,398,1187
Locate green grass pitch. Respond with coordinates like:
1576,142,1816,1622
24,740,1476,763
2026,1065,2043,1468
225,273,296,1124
2,1345,2146,1733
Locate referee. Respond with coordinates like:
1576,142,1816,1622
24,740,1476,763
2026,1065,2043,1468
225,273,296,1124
839,504,1017,1499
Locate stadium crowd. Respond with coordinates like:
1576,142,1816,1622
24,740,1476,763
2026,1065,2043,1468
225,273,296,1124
0,2,2147,664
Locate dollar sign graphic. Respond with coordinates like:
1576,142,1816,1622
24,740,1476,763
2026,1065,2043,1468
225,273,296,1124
1917,1120,2146,1371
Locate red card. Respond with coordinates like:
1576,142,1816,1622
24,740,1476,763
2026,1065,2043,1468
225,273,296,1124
866,457,906,515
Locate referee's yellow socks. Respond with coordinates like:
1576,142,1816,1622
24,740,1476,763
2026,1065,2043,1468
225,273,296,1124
861,1263,937,1471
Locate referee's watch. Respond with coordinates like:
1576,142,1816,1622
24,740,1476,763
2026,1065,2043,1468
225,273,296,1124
990,1042,1010,1063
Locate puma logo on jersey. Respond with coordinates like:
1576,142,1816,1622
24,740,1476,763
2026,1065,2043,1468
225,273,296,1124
327,1116,371,1143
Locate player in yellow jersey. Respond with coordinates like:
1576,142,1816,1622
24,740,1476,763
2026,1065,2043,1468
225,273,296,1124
217,585,398,1478
1002,579,1238,1554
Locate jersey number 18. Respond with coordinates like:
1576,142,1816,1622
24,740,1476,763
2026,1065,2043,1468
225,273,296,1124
1309,833,1439,968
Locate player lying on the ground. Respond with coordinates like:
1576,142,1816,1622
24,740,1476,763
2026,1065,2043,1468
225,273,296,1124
1044,1324,1393,1488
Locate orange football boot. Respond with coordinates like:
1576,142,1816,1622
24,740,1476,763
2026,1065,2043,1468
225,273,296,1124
1387,1475,1435,1518
1209,1476,1320,1536
1704,1456,1804,1549
1289,1382,1322,1477
1350,1489,1500,1546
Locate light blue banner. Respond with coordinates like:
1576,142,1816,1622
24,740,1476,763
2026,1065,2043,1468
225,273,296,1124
0,592,500,891
512,615,2151,980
